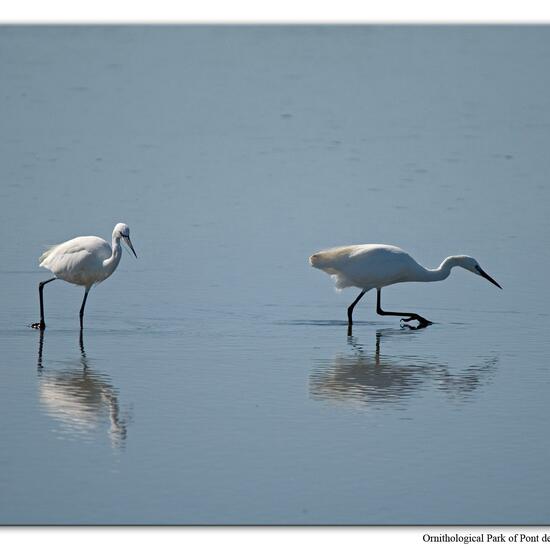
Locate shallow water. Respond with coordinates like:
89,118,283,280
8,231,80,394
1,26,550,524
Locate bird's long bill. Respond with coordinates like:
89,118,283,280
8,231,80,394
478,267,502,289
123,236,138,258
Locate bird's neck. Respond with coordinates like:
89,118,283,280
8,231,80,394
416,256,458,282
102,236,122,274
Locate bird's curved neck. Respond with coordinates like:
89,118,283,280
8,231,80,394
102,235,122,274
416,256,458,282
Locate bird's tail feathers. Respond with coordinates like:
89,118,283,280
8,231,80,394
310,250,354,289
309,251,335,269
308,253,323,268
39,244,58,266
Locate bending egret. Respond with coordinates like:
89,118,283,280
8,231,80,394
309,244,501,332
31,223,137,330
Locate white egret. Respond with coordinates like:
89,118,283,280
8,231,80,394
309,244,501,331
31,223,137,330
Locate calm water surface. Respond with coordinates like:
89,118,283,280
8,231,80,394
1,26,550,524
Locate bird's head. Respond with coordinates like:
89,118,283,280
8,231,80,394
113,223,137,258
454,256,501,289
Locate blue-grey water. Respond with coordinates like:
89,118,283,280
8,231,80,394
1,26,549,525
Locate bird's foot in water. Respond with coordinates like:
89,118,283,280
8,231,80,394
400,316,433,330
31,321,45,330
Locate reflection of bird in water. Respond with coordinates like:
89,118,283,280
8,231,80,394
310,331,498,409
37,331,130,448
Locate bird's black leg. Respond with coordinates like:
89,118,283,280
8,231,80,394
376,289,433,329
79,288,90,330
347,289,367,335
31,277,57,330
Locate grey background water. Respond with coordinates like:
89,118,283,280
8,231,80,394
0,26,549,524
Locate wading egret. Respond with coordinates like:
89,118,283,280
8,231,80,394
309,244,501,332
31,223,137,330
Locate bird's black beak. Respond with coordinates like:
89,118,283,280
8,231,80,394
477,267,502,289
124,236,138,259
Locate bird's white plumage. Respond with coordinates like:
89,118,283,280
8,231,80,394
40,236,115,287
309,244,426,290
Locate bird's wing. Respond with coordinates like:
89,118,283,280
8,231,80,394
310,244,417,289
346,245,422,286
39,237,111,276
